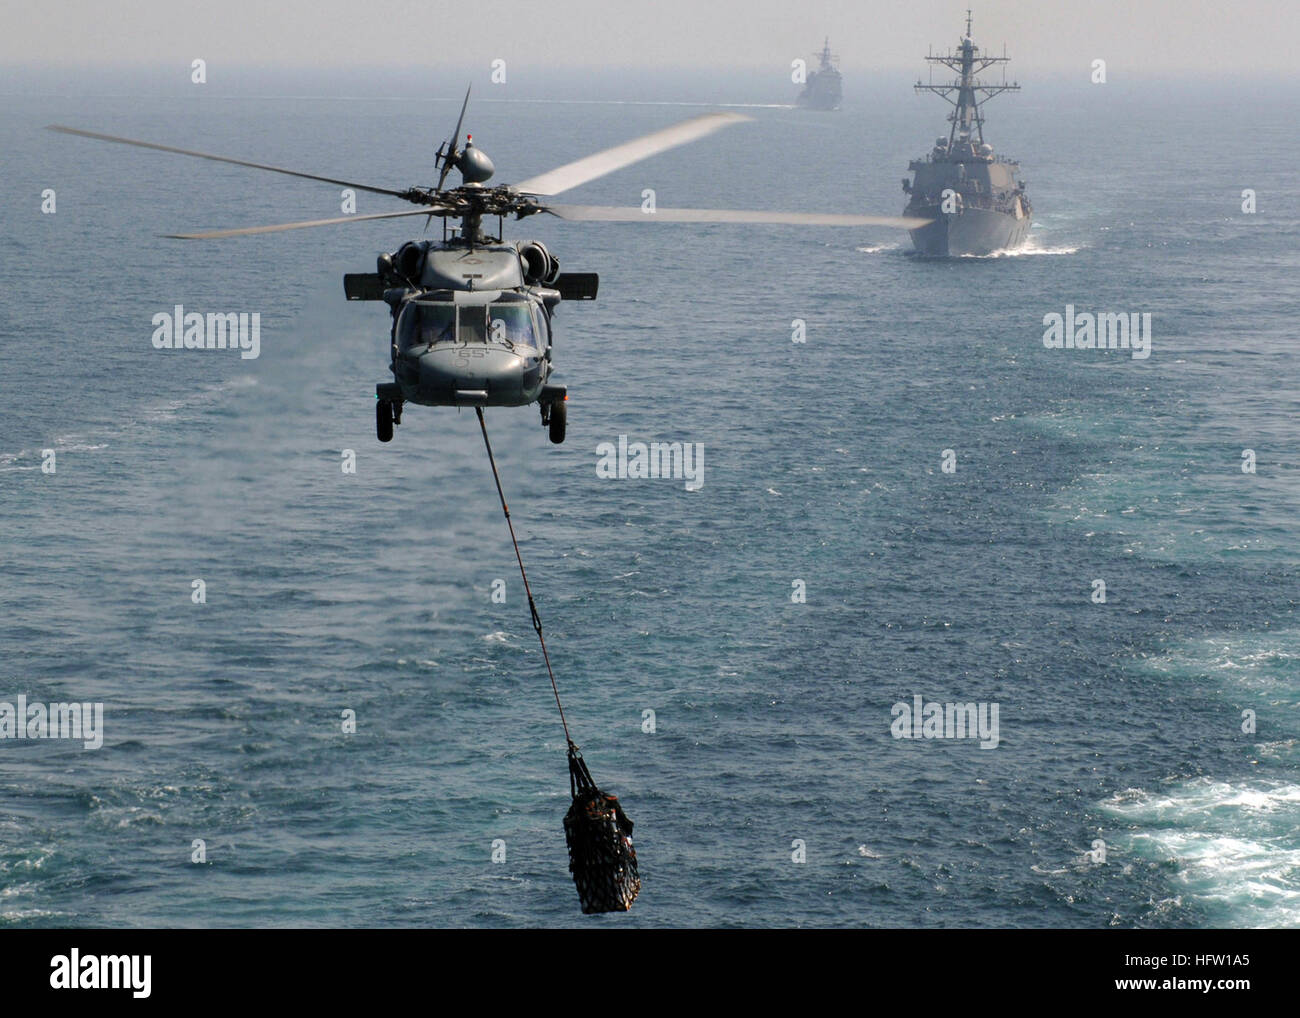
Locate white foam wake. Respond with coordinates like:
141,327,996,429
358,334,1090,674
1101,778,1300,928
961,237,1083,258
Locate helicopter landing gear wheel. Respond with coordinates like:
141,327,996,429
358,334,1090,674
548,399,567,445
376,399,394,443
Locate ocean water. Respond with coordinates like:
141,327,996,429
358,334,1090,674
1,73,1297,927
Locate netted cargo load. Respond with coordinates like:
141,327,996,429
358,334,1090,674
563,743,640,914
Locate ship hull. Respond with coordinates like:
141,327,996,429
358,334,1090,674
797,76,842,111
906,206,1029,257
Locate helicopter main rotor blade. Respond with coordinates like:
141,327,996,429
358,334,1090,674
513,112,750,197
164,207,447,240
47,125,413,200
435,84,472,192
547,204,931,228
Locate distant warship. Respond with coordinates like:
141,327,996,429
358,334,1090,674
797,38,842,111
902,13,1031,256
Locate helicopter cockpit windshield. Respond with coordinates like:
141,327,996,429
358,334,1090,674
485,304,538,349
455,300,539,350
398,296,540,352
398,302,456,350
458,305,488,345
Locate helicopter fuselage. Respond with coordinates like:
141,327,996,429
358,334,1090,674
389,243,554,408
350,237,596,443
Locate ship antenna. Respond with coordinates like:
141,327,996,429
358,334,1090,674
917,12,1020,148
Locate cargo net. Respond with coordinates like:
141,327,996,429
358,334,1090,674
564,743,640,914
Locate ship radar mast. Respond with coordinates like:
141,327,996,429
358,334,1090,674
915,10,1018,150
817,37,838,73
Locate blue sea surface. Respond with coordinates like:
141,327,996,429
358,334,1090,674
0,73,1297,927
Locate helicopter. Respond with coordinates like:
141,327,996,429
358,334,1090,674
50,89,928,444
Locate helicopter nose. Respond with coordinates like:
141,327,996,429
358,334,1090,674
418,346,526,404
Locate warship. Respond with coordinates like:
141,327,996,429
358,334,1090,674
797,38,842,111
902,13,1031,256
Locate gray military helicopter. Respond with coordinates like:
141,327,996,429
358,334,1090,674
51,90,926,444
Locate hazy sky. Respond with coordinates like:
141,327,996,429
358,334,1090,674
6,0,1298,75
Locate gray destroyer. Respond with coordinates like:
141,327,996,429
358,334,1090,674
797,38,842,111
902,15,1030,256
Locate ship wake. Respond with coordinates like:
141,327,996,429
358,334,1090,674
855,242,902,255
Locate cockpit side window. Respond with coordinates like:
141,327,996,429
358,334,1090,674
531,306,549,349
